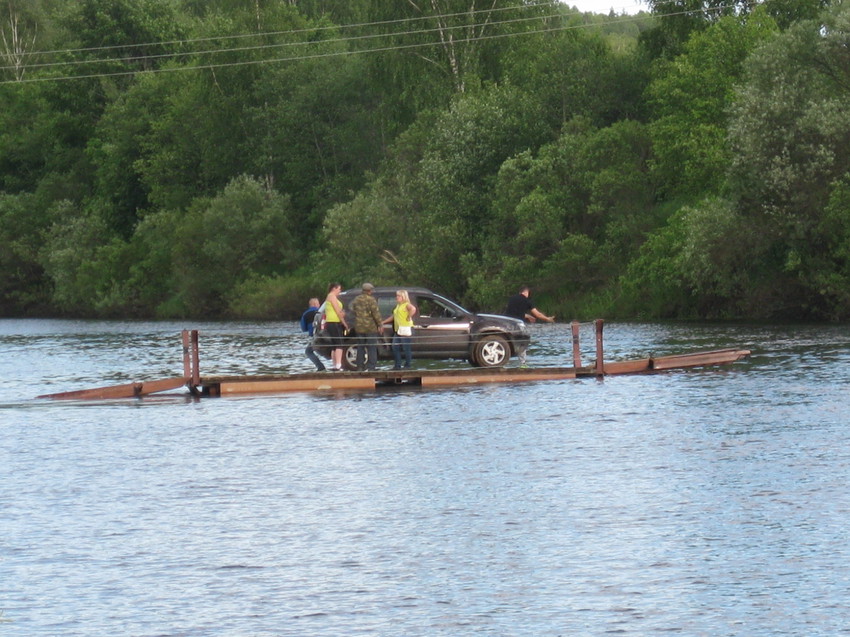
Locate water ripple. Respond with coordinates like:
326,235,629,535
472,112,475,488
2,320,850,635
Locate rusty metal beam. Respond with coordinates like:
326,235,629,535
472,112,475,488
37,377,187,400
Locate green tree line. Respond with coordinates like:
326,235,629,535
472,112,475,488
1,0,846,321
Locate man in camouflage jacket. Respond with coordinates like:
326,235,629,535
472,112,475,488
350,282,384,371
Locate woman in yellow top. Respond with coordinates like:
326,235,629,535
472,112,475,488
383,290,416,369
324,282,349,371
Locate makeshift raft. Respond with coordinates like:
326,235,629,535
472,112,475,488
37,321,750,400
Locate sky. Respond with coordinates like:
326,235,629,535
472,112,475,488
564,0,649,15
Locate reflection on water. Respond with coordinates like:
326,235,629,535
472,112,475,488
2,319,850,636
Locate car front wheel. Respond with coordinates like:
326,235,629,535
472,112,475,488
473,334,510,367
342,345,358,370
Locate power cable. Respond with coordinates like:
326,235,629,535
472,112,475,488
6,1,561,59
0,2,736,85
2,9,574,71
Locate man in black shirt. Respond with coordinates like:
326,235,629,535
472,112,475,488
504,286,555,366
505,286,555,324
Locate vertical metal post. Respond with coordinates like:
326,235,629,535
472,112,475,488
571,321,582,368
191,330,200,386
594,319,605,376
182,330,191,380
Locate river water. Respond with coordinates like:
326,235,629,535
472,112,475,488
1,319,849,636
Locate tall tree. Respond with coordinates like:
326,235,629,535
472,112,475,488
250,52,388,242
647,8,778,199
402,84,549,298
467,117,655,311
169,175,301,316
642,0,755,58
57,0,187,78
639,2,850,320
0,0,42,81
364,0,537,94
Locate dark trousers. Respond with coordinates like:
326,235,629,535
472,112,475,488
355,333,379,370
305,344,325,371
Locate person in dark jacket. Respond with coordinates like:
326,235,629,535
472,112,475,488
300,297,326,371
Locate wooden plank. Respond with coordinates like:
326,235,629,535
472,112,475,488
37,382,143,400
421,369,576,386
205,367,580,394
137,377,189,396
651,349,750,370
215,376,376,394
601,358,653,375
38,377,186,400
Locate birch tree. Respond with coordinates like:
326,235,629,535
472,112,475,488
373,0,532,94
0,0,38,81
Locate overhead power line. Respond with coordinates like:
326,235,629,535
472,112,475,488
7,1,561,59
3,9,570,72
0,2,735,85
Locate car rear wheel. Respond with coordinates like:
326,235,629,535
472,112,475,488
473,334,510,367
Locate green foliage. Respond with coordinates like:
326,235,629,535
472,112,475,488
502,24,649,128
729,8,850,220
1,1,46,82
40,201,113,315
725,4,850,317
618,212,693,319
7,0,850,322
85,73,173,237
363,0,532,95
227,273,320,320
0,80,94,195
648,9,779,199
641,0,750,59
616,196,759,319
321,173,415,282
0,192,51,313
810,174,850,319
36,176,305,318
763,0,830,29
322,83,554,303
119,208,181,316
60,0,187,71
136,73,249,212
250,53,389,239
407,85,551,296
169,175,302,316
471,117,654,315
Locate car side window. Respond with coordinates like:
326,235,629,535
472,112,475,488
416,298,434,318
418,297,455,319
377,297,395,317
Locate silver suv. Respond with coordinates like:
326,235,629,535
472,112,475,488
312,287,530,370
